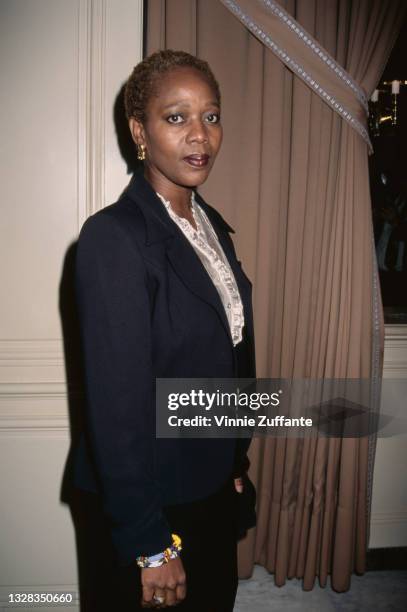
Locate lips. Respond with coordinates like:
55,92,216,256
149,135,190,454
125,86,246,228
183,154,210,168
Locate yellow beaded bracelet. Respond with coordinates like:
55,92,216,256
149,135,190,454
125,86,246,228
136,533,182,568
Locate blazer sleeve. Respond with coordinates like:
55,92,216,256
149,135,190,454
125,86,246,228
75,211,172,565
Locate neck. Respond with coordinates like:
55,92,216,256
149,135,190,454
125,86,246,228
144,166,192,215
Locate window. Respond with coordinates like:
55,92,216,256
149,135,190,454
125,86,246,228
369,18,407,324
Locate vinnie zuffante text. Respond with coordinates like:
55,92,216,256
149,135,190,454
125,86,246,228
166,389,312,429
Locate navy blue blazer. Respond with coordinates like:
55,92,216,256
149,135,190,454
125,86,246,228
74,171,256,565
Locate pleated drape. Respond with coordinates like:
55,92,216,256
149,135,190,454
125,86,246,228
145,0,406,592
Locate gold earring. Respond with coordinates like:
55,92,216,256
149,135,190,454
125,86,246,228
137,144,146,161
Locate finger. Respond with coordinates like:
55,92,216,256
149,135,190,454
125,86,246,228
175,582,187,603
141,597,154,608
141,596,161,609
151,589,167,608
163,587,177,607
234,477,243,493
141,584,155,605
153,589,166,601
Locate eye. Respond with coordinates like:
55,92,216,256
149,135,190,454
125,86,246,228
166,114,184,124
205,113,221,124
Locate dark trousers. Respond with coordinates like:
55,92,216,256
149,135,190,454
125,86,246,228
73,476,239,611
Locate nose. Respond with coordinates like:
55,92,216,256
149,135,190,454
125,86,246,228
186,118,208,144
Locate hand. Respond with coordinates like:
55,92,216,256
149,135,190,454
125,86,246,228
141,556,186,608
234,476,244,493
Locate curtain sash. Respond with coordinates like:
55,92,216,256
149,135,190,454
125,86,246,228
220,0,372,151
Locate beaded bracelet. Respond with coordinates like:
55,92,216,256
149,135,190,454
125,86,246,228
136,533,182,568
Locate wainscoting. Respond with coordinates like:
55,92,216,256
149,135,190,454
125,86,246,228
370,325,407,549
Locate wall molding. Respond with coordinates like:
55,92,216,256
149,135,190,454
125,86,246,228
77,0,107,230
0,339,66,386
0,339,69,433
370,510,407,525
0,338,64,365
383,324,407,377
369,510,407,549
0,396,70,435
384,324,407,343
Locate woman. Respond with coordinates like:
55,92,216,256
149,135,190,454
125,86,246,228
74,50,256,610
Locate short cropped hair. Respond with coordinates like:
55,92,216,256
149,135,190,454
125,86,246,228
124,49,221,123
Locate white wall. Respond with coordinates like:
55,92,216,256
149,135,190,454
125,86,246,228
369,325,407,548
0,1,143,609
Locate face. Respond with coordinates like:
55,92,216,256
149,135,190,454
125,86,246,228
129,67,223,193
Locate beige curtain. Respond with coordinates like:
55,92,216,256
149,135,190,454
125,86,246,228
146,0,406,592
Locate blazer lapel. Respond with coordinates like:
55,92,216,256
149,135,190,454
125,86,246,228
124,173,234,343
165,234,232,341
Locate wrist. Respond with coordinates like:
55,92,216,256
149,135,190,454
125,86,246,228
136,533,182,568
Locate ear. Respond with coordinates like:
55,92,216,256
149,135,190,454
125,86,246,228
129,117,146,147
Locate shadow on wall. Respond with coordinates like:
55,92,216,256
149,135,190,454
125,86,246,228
58,83,141,610
114,83,140,176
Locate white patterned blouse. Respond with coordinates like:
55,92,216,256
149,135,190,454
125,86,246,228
156,191,245,346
